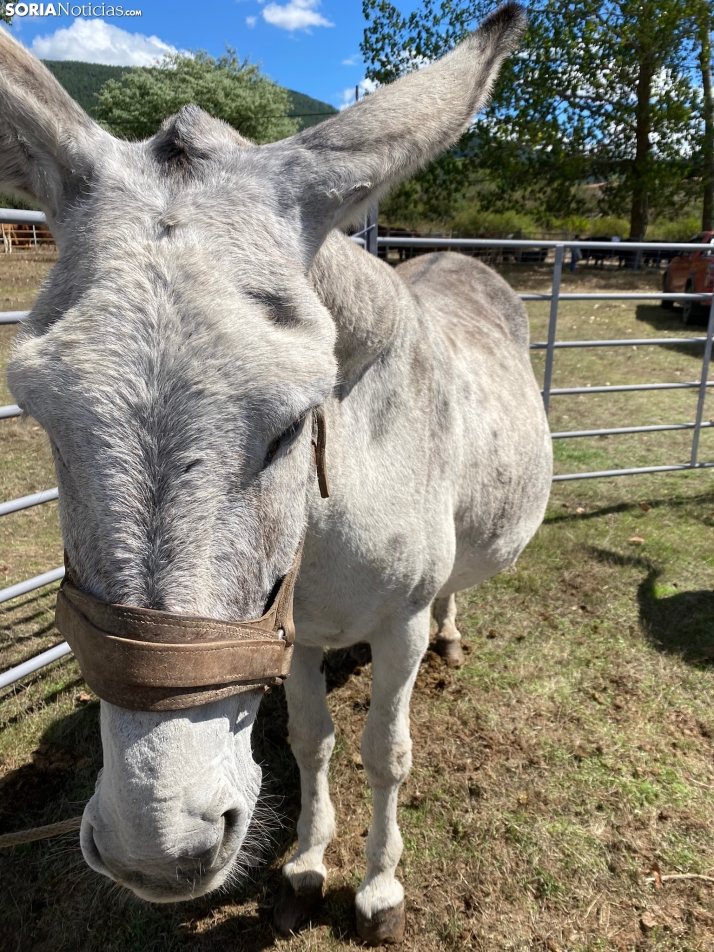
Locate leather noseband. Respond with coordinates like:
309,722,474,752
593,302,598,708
54,407,329,712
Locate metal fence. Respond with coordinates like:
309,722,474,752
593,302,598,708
1,220,54,253
379,235,714,482
1,213,713,689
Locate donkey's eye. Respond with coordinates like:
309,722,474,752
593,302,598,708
264,416,306,467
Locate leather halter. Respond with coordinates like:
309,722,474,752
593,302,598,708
54,407,329,712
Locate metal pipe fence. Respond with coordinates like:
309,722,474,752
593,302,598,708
1,224,713,688
0,487,58,517
0,208,53,254
378,234,714,482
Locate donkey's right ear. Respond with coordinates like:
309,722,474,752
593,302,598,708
0,27,107,221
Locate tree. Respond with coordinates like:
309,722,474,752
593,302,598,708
566,0,698,238
693,0,714,230
96,50,299,144
361,0,700,237
361,1,487,226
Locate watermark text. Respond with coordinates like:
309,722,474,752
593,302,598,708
6,3,142,15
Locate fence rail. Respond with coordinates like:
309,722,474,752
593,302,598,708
375,234,714,478
0,567,64,607
0,209,46,225
0,487,58,517
377,235,714,254
2,223,714,688
0,208,53,255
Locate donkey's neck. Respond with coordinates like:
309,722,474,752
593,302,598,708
309,231,414,387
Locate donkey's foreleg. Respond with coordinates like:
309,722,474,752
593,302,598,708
433,593,465,667
274,643,336,935
356,610,430,945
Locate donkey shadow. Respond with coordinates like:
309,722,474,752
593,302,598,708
0,646,365,951
638,572,714,666
587,545,714,666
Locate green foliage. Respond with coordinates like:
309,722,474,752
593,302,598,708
450,207,538,238
585,216,630,238
361,0,709,236
648,214,703,240
96,49,300,143
41,59,333,132
507,0,699,235
0,191,39,211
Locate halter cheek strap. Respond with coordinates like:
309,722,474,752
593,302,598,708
54,407,330,712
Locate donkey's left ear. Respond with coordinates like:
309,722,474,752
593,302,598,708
0,27,109,222
262,2,525,256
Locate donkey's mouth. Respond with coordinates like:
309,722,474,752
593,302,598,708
117,865,233,904
80,809,244,903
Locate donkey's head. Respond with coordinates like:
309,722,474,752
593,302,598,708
3,5,525,901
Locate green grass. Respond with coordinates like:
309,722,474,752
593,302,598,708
1,254,714,950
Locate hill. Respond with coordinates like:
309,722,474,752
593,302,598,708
286,88,337,128
41,59,337,130
42,60,129,116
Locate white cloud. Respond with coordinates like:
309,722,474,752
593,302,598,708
342,53,360,66
339,77,378,109
262,0,333,31
30,18,178,67
246,15,257,27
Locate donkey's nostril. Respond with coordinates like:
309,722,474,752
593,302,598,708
223,807,240,832
219,807,244,856
79,814,115,880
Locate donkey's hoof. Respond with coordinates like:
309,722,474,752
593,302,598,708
434,639,465,668
273,877,323,936
356,899,406,945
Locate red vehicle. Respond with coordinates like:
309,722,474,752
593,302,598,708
662,231,714,324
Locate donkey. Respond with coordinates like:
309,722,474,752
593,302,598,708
2,3,551,943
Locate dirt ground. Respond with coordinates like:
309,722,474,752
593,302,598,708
0,251,713,952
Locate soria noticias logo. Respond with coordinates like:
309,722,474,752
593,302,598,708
6,3,142,15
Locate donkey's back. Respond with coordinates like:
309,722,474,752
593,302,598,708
392,250,551,596
398,249,530,349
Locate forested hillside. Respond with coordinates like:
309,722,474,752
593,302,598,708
42,60,129,115
42,59,336,129
286,89,337,128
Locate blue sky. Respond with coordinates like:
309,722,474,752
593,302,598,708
9,0,422,108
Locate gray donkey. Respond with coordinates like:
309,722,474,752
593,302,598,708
2,3,551,944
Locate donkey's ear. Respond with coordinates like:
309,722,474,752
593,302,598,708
266,2,525,254
0,27,106,221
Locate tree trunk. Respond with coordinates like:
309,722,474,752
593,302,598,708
700,10,714,231
629,57,654,240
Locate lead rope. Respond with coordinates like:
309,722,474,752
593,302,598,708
0,815,84,850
